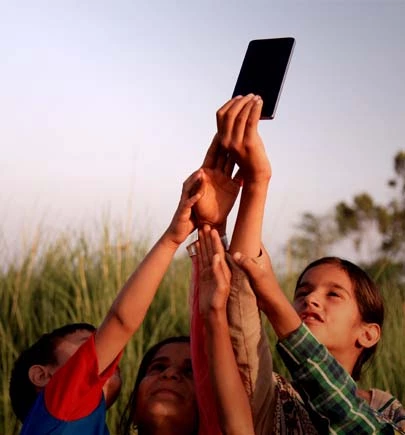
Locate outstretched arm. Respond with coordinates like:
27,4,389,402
213,95,275,432
233,247,301,338
94,170,203,373
198,225,254,435
190,95,274,434
234,249,404,435
215,95,271,257
192,133,242,235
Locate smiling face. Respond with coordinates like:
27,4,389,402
134,341,198,434
293,263,367,371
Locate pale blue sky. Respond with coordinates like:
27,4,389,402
1,1,404,262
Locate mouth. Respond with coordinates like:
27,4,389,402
300,311,324,323
152,388,183,399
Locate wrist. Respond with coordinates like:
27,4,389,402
203,308,228,329
159,230,183,252
242,177,270,191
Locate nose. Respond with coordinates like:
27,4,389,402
304,292,321,308
160,366,180,381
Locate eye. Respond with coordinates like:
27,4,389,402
295,289,309,299
147,362,167,374
328,291,340,298
182,365,193,379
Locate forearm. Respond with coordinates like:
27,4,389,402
259,274,301,339
226,254,275,432
229,180,269,257
110,231,178,326
96,230,179,371
205,310,255,435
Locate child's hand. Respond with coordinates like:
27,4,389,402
192,134,242,231
217,95,271,184
197,225,231,317
233,249,276,314
233,248,301,339
165,169,204,246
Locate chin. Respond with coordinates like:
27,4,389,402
147,400,180,417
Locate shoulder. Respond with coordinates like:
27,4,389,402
370,388,405,430
44,334,106,421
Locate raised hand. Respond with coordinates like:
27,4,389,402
192,134,242,231
197,225,231,317
233,248,301,339
165,169,204,247
217,94,271,184
232,248,275,313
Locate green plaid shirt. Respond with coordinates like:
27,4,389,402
277,323,405,434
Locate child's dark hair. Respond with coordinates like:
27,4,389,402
9,322,96,422
295,257,384,381
120,336,195,435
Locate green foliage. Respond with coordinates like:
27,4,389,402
286,212,339,273
335,151,405,259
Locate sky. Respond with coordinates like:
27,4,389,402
1,0,404,264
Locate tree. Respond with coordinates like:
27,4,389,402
285,151,405,275
334,151,405,259
285,212,338,274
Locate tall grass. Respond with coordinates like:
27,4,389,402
1,226,404,434
0,226,192,434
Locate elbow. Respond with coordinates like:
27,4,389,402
107,303,139,336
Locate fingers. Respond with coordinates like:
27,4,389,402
211,253,230,293
233,251,262,280
217,94,254,148
230,96,261,148
210,226,225,258
184,169,204,201
202,134,220,169
196,240,203,274
203,226,231,290
201,132,236,178
216,94,262,150
198,225,226,267
243,97,263,145
198,225,212,269
223,155,236,178
232,168,244,187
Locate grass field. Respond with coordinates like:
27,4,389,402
1,228,404,434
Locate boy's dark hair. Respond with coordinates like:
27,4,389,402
9,322,96,422
120,336,197,435
295,257,385,381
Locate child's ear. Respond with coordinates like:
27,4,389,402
357,323,381,349
28,365,53,389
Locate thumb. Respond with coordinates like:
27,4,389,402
232,168,244,187
233,252,260,278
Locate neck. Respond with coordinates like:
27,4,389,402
329,347,360,379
